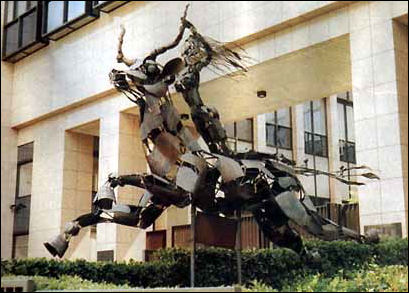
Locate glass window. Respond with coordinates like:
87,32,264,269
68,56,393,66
16,1,28,17
225,123,234,138
5,22,19,55
337,103,346,141
68,1,85,20
13,235,29,259
346,106,355,141
304,100,328,157
7,1,15,23
22,11,37,47
338,94,356,164
266,108,292,150
18,162,33,197
236,119,252,141
276,126,291,149
225,118,254,152
47,1,64,32
303,103,312,133
265,112,275,124
276,108,291,127
13,196,31,234
266,124,275,146
312,100,326,136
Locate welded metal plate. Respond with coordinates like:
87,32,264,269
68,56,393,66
161,101,180,132
179,126,202,151
141,110,163,140
176,166,199,192
147,148,172,177
154,132,182,162
302,194,317,212
215,155,244,182
180,152,207,173
275,191,310,226
144,81,168,97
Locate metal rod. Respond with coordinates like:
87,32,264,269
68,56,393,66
190,204,196,288
236,208,242,285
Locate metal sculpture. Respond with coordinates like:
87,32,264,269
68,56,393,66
44,6,379,259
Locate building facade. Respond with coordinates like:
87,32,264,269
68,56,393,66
1,1,408,261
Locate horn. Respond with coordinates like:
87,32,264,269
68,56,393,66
44,234,69,258
116,25,136,67
94,184,116,210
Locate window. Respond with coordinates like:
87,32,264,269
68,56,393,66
2,1,48,62
304,99,328,157
97,250,114,262
12,142,34,259
42,1,98,40
91,136,99,232
225,118,254,152
337,92,356,164
265,108,292,150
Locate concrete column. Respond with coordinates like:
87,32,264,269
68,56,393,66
392,20,408,235
349,2,408,236
61,132,94,259
0,1,17,259
116,113,147,261
97,112,120,258
28,119,66,257
97,112,147,261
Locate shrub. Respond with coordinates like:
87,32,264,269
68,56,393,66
1,238,407,289
245,265,408,292
1,275,131,290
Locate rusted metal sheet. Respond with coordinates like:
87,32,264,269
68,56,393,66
195,212,237,249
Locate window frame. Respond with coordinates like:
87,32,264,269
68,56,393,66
226,118,254,152
265,109,292,150
2,1,48,63
337,94,356,164
42,1,99,41
304,99,328,158
12,142,34,259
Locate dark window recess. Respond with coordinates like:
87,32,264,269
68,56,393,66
13,196,31,235
92,1,129,13
42,1,99,41
305,132,328,157
339,140,356,164
2,1,48,63
338,93,356,164
12,142,34,258
226,118,254,152
97,250,114,262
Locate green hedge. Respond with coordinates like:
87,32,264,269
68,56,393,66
1,238,407,289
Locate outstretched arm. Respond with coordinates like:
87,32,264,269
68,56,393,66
143,4,190,62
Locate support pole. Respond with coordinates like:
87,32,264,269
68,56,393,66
190,204,196,287
236,208,242,285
